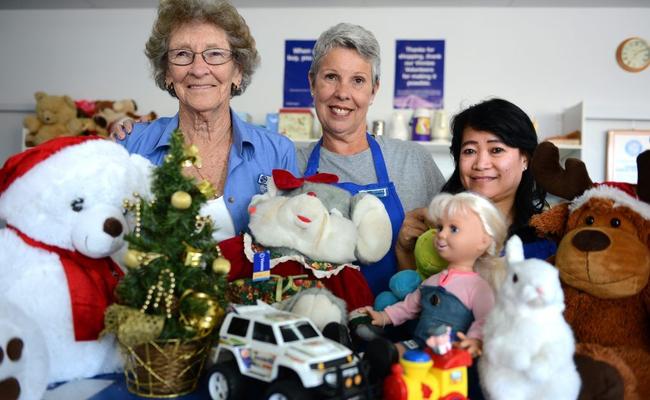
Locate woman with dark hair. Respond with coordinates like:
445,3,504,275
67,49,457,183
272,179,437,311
396,98,555,268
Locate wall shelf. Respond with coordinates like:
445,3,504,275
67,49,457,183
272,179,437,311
561,101,650,183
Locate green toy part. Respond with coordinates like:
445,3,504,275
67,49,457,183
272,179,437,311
414,228,448,279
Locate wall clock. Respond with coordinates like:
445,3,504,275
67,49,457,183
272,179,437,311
616,37,649,73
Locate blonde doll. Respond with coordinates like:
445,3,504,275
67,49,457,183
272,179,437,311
365,192,507,357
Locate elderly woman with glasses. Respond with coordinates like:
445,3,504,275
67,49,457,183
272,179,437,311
299,23,446,295
117,0,297,242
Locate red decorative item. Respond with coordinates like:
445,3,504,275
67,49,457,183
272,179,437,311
8,226,123,341
272,169,339,190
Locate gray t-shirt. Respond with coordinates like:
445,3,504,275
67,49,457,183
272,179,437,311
297,137,445,213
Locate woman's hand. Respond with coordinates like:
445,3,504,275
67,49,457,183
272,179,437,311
363,306,392,327
395,207,432,269
455,332,482,358
109,118,135,141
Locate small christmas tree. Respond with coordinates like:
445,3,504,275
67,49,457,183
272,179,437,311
106,130,229,343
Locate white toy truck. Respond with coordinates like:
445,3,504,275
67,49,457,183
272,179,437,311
205,304,371,400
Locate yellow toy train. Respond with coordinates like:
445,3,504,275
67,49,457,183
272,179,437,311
382,348,472,400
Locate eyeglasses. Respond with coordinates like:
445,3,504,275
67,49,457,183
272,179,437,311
167,48,234,66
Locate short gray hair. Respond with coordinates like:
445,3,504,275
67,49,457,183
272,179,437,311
309,23,380,88
145,0,260,98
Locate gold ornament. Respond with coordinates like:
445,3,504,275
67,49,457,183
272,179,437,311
123,249,163,269
124,249,142,269
196,180,216,199
179,290,223,337
184,244,203,268
212,257,231,275
212,245,230,274
171,191,192,209
182,144,202,168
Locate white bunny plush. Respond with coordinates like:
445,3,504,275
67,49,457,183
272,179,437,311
479,235,580,400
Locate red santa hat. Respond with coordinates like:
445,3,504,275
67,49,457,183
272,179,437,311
0,136,103,196
570,183,650,221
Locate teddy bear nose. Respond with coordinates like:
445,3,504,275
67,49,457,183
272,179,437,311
572,229,610,252
103,218,123,238
307,191,317,197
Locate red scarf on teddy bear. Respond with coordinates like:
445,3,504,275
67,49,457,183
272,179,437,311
8,225,123,341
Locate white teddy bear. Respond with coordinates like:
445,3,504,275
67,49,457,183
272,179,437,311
478,235,581,400
0,136,151,385
0,298,49,400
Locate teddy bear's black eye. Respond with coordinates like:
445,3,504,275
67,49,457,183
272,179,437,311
610,218,621,228
512,273,518,283
585,216,595,225
71,198,84,212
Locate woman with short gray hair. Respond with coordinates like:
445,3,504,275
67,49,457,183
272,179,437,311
299,23,445,295
309,23,381,88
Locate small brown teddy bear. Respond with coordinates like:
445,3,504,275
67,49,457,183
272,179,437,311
23,92,84,147
531,141,650,400
93,99,157,134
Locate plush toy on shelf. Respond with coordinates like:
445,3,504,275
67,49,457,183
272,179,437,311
23,91,85,147
221,169,392,337
92,99,157,135
74,98,157,138
479,235,580,400
0,136,152,384
530,141,650,400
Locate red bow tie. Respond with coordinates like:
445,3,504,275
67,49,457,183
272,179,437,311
272,169,339,190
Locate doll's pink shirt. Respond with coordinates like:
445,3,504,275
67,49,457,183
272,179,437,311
384,269,494,340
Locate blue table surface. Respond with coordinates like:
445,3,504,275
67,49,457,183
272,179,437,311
50,373,212,400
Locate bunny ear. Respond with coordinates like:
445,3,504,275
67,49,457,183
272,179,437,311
505,235,525,265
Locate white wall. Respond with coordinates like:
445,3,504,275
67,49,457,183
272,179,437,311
1,7,649,165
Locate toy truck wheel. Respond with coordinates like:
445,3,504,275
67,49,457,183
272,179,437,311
264,379,310,400
207,361,244,400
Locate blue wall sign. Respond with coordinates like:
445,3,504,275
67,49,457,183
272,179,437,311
393,40,445,109
283,40,316,108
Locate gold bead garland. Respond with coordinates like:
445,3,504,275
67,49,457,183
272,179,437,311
141,268,176,319
122,192,142,238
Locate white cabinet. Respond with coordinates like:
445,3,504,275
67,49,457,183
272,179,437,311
561,102,650,183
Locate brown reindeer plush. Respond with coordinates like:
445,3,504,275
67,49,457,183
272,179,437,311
530,142,650,400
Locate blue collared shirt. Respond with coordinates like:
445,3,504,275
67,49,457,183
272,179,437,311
117,110,298,235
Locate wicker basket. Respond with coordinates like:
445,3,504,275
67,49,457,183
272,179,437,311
120,336,212,398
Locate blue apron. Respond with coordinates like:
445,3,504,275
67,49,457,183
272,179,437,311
413,285,474,347
305,134,405,295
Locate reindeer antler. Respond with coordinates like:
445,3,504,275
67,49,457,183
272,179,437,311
637,150,650,204
531,141,593,200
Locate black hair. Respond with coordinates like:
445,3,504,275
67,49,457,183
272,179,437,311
441,98,546,236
